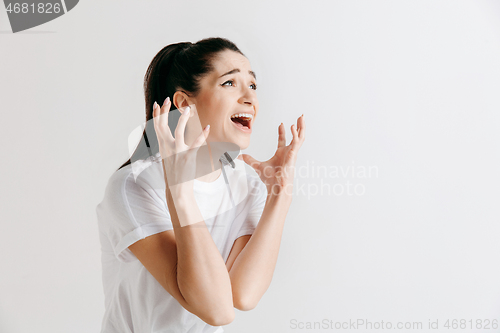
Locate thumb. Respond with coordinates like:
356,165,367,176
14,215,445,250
240,154,260,170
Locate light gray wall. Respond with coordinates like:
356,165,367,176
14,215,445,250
1,0,499,332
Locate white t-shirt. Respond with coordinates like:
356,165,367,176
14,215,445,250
96,152,267,333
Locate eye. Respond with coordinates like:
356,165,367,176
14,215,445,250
222,80,234,87
221,79,258,91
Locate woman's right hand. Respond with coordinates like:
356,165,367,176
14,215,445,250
153,97,210,199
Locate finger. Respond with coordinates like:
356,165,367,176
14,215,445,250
241,154,261,171
289,123,303,153
153,101,161,124
159,97,171,132
153,101,159,122
290,123,298,145
298,114,306,140
174,105,191,148
190,124,210,149
154,98,174,143
277,123,286,148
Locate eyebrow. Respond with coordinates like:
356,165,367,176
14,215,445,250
218,68,257,80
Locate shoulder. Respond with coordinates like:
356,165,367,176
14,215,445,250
102,164,140,200
99,155,164,209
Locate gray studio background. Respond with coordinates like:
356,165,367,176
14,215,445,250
1,0,500,332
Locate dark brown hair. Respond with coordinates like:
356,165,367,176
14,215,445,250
117,37,245,171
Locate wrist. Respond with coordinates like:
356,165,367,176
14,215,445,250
165,189,204,228
171,190,195,208
166,184,196,209
266,186,293,206
167,181,194,199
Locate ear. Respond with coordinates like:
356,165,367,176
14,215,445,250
172,91,193,112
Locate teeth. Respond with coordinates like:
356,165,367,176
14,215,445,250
230,113,253,119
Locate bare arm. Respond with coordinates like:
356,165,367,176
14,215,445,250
227,191,292,310
167,188,235,322
129,187,235,326
229,115,305,310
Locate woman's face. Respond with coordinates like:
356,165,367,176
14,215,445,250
179,50,259,150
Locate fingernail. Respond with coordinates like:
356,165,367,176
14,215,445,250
185,106,190,114
153,101,158,109
205,124,210,131
165,96,170,104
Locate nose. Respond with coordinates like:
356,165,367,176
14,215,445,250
238,87,257,108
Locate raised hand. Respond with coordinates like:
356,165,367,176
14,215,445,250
152,97,210,198
239,114,306,197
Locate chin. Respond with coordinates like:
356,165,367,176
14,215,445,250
238,141,250,150
232,136,251,151
207,135,250,155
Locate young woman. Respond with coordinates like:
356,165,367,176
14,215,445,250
96,37,305,333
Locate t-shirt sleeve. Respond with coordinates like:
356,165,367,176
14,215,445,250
98,173,173,263
235,178,268,239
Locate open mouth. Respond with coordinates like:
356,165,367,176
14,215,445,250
230,113,252,130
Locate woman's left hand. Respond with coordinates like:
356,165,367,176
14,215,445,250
239,114,306,197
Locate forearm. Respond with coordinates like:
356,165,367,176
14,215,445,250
165,188,234,319
228,190,292,309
